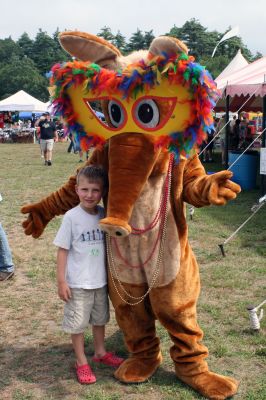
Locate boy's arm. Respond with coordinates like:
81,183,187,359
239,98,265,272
21,146,108,238
57,247,71,302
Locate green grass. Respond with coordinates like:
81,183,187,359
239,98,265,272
0,142,265,400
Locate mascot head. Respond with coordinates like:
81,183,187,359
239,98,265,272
50,31,219,237
50,31,219,161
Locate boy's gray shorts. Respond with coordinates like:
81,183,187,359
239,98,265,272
62,286,110,334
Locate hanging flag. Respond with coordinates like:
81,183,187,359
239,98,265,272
212,26,240,58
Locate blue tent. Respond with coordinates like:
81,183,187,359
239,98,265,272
19,111,43,119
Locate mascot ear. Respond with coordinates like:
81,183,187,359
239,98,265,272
59,31,121,68
149,36,188,57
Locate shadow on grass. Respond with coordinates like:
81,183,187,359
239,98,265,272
0,327,206,399
0,330,127,397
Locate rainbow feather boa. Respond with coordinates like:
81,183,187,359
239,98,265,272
50,52,220,160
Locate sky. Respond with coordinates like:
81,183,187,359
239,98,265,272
1,0,266,57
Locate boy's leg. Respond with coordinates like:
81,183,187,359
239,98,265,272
72,331,97,384
92,325,106,357
89,287,109,358
72,333,88,366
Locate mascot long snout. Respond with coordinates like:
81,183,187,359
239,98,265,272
100,132,160,237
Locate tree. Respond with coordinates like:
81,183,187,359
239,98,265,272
17,33,34,59
0,37,22,66
166,25,181,39
200,54,230,79
52,28,69,61
30,30,66,76
252,51,263,61
112,30,127,53
0,55,49,101
143,30,155,49
176,19,209,59
97,26,114,42
213,28,253,61
126,29,146,52
165,20,259,77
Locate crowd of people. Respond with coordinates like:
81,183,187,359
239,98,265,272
201,113,254,164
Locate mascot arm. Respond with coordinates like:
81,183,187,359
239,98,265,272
183,155,241,207
21,147,107,238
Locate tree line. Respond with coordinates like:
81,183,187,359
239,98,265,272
0,19,262,102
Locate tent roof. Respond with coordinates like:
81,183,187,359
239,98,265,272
0,90,48,112
214,55,266,112
215,56,266,96
215,49,249,81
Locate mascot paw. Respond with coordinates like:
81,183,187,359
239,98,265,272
178,371,239,400
21,204,48,238
114,353,163,383
208,170,241,206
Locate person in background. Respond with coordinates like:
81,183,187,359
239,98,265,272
54,166,123,384
74,138,85,163
0,194,15,281
67,132,76,154
230,115,237,134
217,114,227,165
231,118,241,150
202,128,215,162
36,112,57,166
239,115,249,148
73,137,89,163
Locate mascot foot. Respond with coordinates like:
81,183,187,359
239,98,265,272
177,371,239,400
114,353,163,383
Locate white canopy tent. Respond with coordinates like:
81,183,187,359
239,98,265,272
215,49,249,84
0,90,48,112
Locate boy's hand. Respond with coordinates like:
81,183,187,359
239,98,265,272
58,281,72,302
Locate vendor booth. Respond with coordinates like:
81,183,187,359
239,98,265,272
214,55,266,191
0,90,48,143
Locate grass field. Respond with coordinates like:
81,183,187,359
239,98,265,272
0,142,265,400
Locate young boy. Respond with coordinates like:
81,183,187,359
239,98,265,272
54,165,123,384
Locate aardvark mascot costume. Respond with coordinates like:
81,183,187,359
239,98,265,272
21,31,241,399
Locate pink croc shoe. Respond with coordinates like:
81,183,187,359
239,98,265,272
92,352,124,368
75,363,96,384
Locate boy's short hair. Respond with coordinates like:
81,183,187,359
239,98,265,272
77,165,108,189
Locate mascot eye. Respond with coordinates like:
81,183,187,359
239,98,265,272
134,99,159,128
108,100,125,128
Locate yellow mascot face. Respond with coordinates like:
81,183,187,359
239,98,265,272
67,78,192,140
50,34,219,159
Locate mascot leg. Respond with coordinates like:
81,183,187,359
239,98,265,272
109,280,163,383
150,254,239,400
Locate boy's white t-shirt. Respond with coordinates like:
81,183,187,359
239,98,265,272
53,205,106,289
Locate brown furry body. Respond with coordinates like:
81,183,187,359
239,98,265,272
21,31,241,399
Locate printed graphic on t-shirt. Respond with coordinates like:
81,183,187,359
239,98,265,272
81,228,105,257
81,229,104,242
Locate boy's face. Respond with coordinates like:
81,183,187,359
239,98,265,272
75,176,103,213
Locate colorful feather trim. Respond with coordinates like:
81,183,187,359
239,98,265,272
50,53,220,159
